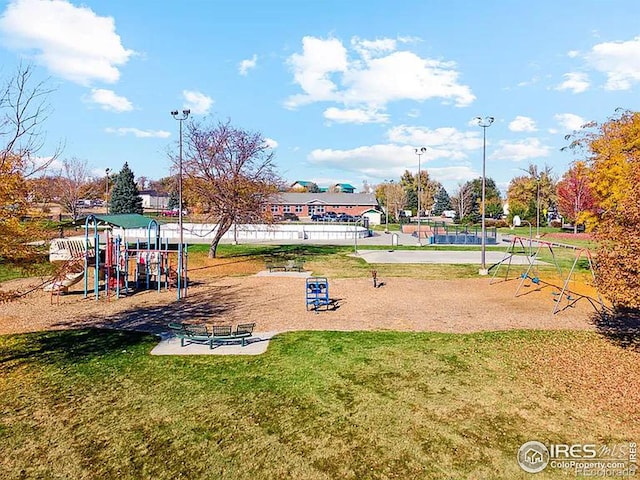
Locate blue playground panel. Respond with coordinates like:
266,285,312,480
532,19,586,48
432,234,497,245
306,277,331,311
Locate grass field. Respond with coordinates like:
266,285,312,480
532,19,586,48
0,329,637,480
187,242,595,282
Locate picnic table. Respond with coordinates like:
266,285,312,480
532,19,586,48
265,258,304,272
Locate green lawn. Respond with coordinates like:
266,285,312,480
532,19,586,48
0,329,636,480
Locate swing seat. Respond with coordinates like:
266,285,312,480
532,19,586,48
531,277,540,284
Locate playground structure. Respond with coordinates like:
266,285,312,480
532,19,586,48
490,235,606,314
306,277,332,312
46,214,188,302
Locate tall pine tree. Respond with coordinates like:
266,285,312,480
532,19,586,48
432,187,452,215
109,162,143,214
167,190,179,210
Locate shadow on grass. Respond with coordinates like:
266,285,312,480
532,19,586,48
0,328,151,369
50,284,242,335
592,307,640,351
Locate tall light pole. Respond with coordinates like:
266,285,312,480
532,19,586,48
171,109,190,299
474,116,494,275
105,168,111,214
414,147,426,246
384,179,393,234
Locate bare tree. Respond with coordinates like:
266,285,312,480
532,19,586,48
386,182,407,222
179,119,283,257
0,63,60,177
452,182,474,219
0,65,59,265
55,157,93,220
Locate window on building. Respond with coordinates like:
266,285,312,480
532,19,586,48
271,205,279,213
295,205,303,213
283,205,291,213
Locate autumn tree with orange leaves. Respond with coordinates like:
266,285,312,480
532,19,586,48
1,65,59,266
177,119,283,258
556,161,595,233
565,110,640,308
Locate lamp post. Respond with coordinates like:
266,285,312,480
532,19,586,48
171,109,190,299
384,179,393,234
105,168,111,214
535,176,541,238
474,116,494,275
414,147,426,246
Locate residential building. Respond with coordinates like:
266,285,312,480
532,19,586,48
139,190,169,210
334,183,356,193
289,181,356,193
267,192,379,218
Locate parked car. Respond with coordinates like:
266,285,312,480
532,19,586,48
311,214,324,221
338,214,356,222
161,208,187,217
283,213,299,221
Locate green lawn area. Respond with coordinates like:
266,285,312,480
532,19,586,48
0,257,55,282
0,329,636,480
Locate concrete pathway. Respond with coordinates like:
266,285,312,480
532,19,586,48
354,249,541,265
151,331,279,356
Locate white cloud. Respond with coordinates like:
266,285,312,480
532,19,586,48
586,36,640,90
556,72,590,93
428,166,478,184
489,138,551,162
323,107,389,124
351,37,397,60
554,113,586,132
567,50,580,58
264,138,278,148
387,125,482,152
308,144,419,178
32,155,63,173
238,54,257,76
508,116,537,132
285,36,348,108
407,109,420,118
517,76,540,87
0,0,134,85
307,144,478,185
182,90,213,114
285,35,474,112
88,88,133,112
105,127,170,138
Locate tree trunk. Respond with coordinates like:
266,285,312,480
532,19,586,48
208,216,233,258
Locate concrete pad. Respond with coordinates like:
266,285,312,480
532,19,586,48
254,270,312,278
354,249,544,265
151,331,279,356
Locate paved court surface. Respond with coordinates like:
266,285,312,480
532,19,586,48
151,331,278,356
355,249,540,265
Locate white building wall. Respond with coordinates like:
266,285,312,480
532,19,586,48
116,223,369,243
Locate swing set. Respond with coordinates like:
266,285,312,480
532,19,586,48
491,235,606,314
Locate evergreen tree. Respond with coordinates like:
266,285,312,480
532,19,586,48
432,187,452,215
167,190,179,210
109,162,143,214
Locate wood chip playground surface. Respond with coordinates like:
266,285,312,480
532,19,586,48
0,268,599,339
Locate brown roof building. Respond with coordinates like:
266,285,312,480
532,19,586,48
268,192,379,217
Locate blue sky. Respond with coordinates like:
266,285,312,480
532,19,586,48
1,0,639,194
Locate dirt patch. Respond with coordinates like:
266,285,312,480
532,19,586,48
0,270,598,336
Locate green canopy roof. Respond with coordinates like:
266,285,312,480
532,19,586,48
85,214,161,229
